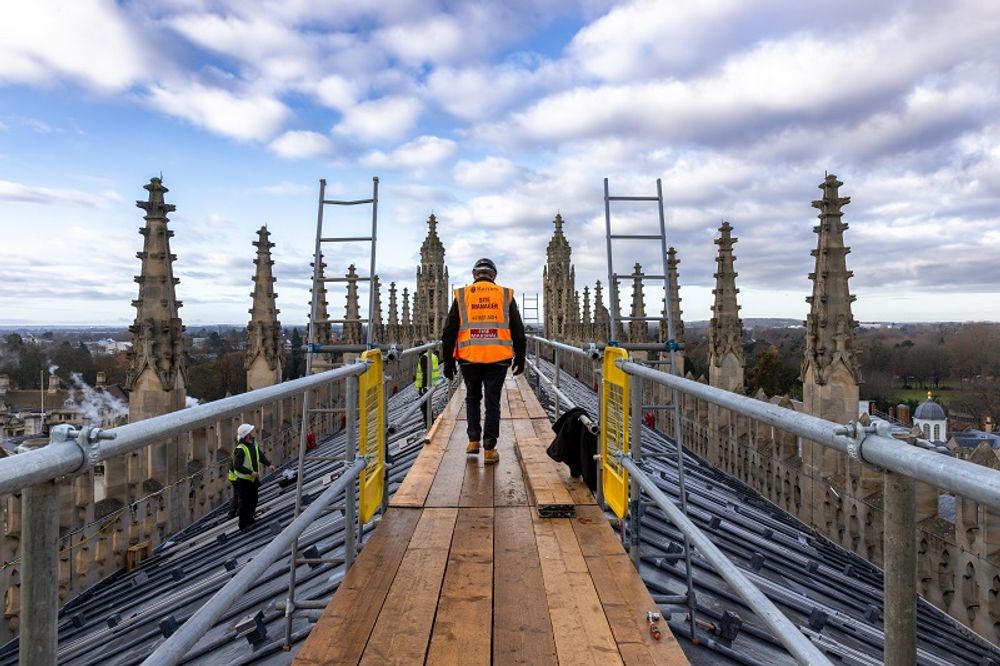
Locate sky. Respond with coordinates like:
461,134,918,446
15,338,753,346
1,0,999,327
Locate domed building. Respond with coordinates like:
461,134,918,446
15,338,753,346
914,392,948,443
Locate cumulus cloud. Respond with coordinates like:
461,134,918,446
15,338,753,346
0,180,122,208
269,130,334,159
147,80,290,141
453,156,523,189
334,96,422,142
0,1,155,91
362,135,457,170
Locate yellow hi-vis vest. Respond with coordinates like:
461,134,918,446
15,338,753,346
228,441,262,482
454,282,514,364
415,352,441,388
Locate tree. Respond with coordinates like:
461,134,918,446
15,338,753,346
287,328,304,380
747,345,799,397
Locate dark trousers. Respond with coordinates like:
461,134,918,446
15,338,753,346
461,362,508,448
227,482,239,519
233,479,259,530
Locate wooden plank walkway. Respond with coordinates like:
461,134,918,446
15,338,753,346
296,376,688,666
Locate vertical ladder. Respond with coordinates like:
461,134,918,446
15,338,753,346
521,292,540,330
602,177,698,641
283,177,379,648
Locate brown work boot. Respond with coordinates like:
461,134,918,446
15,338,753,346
466,440,480,454
484,448,499,464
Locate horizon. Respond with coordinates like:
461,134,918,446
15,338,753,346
2,2,999,326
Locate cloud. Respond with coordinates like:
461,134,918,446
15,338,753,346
258,181,312,196
0,1,155,92
453,156,523,189
0,180,122,208
362,135,457,170
374,14,465,65
269,130,334,159
333,96,422,142
146,80,290,141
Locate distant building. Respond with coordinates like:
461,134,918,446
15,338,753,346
0,372,128,439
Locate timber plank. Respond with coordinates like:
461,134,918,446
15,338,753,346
517,436,576,506
390,417,457,508
458,420,507,507
425,419,472,507
426,508,494,665
532,514,623,665
494,506,558,666
294,508,422,665
508,387,530,419
494,418,529,507
573,505,688,665
515,374,549,418
360,508,459,665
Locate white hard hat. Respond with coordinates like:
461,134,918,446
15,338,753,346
237,423,255,441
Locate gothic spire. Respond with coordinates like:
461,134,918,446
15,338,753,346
343,264,363,345
387,281,399,342
125,177,188,408
628,262,648,342
309,255,332,347
593,280,609,342
802,174,859,385
245,225,282,388
543,213,575,339
415,213,449,338
370,275,384,344
662,247,685,342
709,222,744,370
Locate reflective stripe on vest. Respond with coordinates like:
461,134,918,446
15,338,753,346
454,282,514,363
415,352,441,388
228,441,261,482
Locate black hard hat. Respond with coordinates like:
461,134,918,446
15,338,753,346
473,257,497,275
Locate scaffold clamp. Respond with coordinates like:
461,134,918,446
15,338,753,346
835,414,887,468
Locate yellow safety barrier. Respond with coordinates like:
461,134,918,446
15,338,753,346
600,346,630,519
358,349,385,523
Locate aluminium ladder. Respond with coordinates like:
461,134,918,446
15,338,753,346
602,177,698,641
283,177,380,648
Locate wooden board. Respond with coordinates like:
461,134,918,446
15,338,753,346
425,420,473,508
517,436,577,507
508,386,530,420
390,417,457,508
532,514,624,665
360,508,459,665
515,374,549,419
493,418,529,507
458,421,501,508
295,508,422,665
493,506,558,666
573,505,689,664
426,508,494,664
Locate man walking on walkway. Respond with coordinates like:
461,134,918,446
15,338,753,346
227,423,272,531
442,257,526,464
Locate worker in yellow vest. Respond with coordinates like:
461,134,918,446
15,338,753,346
414,342,441,396
441,258,526,464
227,423,272,531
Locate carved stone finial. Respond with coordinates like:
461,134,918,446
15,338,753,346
544,213,575,340
628,262,648,342
246,225,282,387
708,222,744,393
415,214,448,339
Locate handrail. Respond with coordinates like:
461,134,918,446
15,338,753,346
524,357,598,434
527,334,600,359
0,361,370,497
618,360,1000,511
619,456,834,665
141,456,368,666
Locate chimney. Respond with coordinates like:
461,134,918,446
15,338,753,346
48,374,60,394
896,403,911,425
986,416,995,433
96,372,106,388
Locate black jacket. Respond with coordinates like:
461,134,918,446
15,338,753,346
546,407,598,492
441,277,526,368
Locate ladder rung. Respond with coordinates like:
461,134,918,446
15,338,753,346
320,236,373,242
615,273,666,280
610,234,662,240
322,198,374,205
608,195,659,201
322,277,372,283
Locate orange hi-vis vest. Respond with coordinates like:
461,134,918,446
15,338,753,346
454,282,514,363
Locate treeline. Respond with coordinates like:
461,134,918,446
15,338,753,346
0,328,310,403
